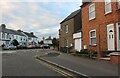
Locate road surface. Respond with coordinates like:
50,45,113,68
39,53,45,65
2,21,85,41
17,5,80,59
2,49,62,77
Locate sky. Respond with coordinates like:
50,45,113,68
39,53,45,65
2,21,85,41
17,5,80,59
0,0,82,40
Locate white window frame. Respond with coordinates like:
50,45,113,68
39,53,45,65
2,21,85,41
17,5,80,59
90,29,96,46
118,0,120,9
105,0,112,14
89,3,95,20
0,32,2,39
65,25,68,33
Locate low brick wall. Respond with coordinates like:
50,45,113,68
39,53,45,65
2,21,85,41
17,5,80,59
110,52,120,64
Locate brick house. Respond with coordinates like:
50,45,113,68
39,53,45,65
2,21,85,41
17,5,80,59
59,9,82,53
81,0,120,57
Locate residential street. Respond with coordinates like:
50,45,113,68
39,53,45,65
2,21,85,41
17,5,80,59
2,49,119,78
2,49,62,77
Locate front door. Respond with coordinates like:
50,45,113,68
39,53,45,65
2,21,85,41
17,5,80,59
107,24,115,51
117,22,120,51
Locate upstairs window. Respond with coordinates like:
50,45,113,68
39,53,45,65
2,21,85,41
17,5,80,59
2,33,5,39
90,30,96,45
105,0,112,14
89,3,95,20
64,25,68,33
118,0,120,9
0,32,1,39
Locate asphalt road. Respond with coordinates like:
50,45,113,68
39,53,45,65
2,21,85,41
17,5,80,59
41,50,119,77
2,49,62,77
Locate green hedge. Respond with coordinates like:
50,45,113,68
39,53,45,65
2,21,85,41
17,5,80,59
77,49,98,57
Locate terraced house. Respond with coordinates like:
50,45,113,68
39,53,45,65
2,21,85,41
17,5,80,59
59,9,82,53
81,0,120,57
0,24,38,47
0,24,27,46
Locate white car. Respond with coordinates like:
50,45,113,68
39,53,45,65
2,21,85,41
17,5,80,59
4,44,17,50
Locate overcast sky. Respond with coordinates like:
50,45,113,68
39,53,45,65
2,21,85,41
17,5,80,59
0,0,82,40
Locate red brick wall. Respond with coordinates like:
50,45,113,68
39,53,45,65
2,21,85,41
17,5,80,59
82,2,120,52
110,55,120,64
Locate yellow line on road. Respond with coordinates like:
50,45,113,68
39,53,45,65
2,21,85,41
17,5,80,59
35,58,73,78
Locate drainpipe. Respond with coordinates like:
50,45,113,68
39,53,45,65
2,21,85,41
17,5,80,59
98,24,102,58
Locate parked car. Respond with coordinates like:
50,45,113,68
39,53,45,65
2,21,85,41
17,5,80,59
35,44,40,49
17,44,27,49
27,45,36,49
3,44,17,50
43,44,50,49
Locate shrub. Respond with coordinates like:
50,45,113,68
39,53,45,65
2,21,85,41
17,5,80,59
79,49,98,57
101,51,112,57
91,51,98,57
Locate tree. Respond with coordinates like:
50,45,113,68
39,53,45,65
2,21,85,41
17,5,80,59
39,40,44,45
52,38,59,48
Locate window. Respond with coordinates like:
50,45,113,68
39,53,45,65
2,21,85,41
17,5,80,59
90,30,96,45
16,36,18,39
0,32,1,39
118,0,120,9
64,39,68,47
2,33,5,39
105,0,112,14
64,25,68,33
118,27,120,40
89,3,95,20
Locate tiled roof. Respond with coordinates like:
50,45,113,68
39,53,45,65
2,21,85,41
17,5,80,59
0,26,25,36
60,9,81,24
45,37,52,40
23,32,37,38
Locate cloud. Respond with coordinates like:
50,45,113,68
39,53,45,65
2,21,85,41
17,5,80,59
0,1,81,40
1,0,81,2
0,2,61,39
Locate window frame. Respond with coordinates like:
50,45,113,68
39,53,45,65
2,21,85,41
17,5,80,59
105,0,112,14
89,29,96,46
89,3,95,20
117,0,120,9
64,25,68,33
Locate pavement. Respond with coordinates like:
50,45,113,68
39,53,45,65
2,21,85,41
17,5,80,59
2,49,62,77
40,50,119,77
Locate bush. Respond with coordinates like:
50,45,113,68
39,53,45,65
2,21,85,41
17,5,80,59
78,49,98,57
91,51,98,57
101,51,112,57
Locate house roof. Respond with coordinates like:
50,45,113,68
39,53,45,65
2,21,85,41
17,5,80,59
81,2,91,8
45,37,52,40
60,9,81,24
23,32,37,38
0,26,25,36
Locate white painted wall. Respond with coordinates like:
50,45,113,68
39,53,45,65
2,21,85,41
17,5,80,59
73,32,82,52
44,40,52,44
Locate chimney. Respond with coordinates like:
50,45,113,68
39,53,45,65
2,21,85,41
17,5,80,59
49,36,51,39
30,32,34,35
17,30,22,32
1,24,6,29
82,0,91,4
